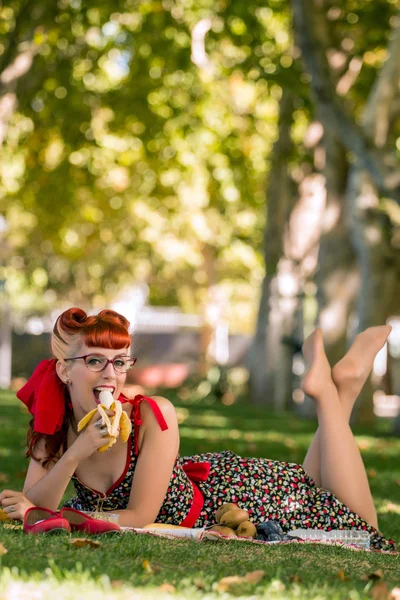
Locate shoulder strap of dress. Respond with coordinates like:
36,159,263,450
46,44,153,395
124,394,169,455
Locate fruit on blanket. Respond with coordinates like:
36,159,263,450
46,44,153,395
207,525,237,538
257,520,283,535
215,503,237,523
256,520,285,542
236,520,257,539
77,391,132,451
220,508,249,529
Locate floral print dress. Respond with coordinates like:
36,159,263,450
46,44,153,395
63,395,396,552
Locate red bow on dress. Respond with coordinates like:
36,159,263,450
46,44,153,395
182,461,211,482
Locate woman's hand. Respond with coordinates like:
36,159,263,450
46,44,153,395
68,408,115,462
0,489,36,521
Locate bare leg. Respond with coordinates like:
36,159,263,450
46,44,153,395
302,326,392,486
301,329,379,529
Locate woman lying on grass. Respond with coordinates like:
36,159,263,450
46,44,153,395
0,307,396,551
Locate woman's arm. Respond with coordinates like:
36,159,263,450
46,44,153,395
0,440,80,519
22,447,81,511
114,396,180,528
23,409,116,511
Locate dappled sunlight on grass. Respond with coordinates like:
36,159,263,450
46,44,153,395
180,424,312,452
355,437,400,458
0,447,13,457
175,408,232,428
0,389,399,599
376,499,400,515
1,390,399,544
179,425,308,444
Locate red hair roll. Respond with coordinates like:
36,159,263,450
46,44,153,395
54,308,131,352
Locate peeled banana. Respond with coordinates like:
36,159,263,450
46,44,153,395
77,390,132,451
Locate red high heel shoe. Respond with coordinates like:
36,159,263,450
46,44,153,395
24,507,71,535
60,508,121,535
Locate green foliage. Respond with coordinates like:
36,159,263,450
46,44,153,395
1,0,398,329
172,365,249,405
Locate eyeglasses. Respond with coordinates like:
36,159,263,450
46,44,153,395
64,354,137,373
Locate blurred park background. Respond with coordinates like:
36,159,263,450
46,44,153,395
1,0,400,433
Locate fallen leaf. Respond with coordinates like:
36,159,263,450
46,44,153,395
142,559,152,573
360,569,385,583
368,469,377,479
336,569,350,581
193,577,206,589
372,581,390,600
69,538,101,548
159,583,176,593
244,570,265,584
217,570,265,592
217,576,243,593
390,588,400,599
290,574,302,584
270,579,286,592
370,570,384,580
0,473,10,483
0,542,8,556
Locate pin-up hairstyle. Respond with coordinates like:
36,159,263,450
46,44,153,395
52,308,131,360
26,308,131,467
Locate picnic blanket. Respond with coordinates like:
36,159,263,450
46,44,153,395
121,524,399,555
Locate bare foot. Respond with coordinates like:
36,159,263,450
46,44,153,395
301,328,334,399
331,325,392,417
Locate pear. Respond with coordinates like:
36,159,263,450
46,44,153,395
220,508,249,529
215,503,238,524
236,520,257,538
207,525,237,538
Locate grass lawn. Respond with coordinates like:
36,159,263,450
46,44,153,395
0,388,399,599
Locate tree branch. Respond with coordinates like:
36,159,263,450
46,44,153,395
361,11,400,147
0,0,35,75
291,0,400,202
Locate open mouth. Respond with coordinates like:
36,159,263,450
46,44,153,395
93,387,116,404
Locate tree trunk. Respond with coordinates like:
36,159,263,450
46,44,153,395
249,90,296,408
0,287,12,388
346,168,399,424
346,22,400,425
291,0,400,204
292,0,400,426
316,131,358,367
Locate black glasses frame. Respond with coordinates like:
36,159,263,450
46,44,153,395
64,354,137,373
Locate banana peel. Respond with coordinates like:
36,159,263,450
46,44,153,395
77,390,132,452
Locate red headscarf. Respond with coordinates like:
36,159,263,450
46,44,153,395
17,358,130,435
16,359,67,435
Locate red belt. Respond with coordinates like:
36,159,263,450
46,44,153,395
179,461,210,528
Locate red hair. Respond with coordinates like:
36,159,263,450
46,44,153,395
26,307,131,467
53,308,131,354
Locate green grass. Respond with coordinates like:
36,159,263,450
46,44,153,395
0,389,399,599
